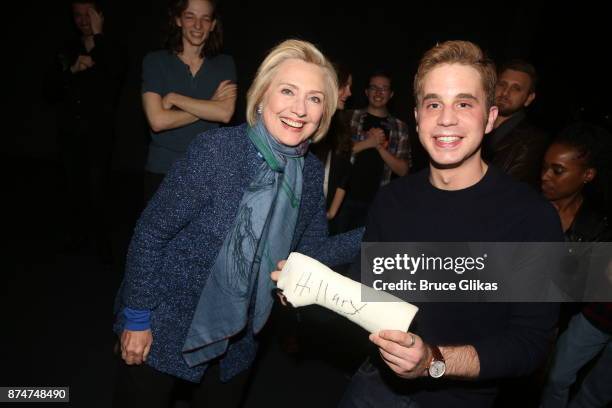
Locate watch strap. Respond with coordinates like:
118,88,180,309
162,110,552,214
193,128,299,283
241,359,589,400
429,344,444,366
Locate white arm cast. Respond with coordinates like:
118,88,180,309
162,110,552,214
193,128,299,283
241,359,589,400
277,252,418,333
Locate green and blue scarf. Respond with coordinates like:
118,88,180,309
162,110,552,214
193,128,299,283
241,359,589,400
183,120,307,367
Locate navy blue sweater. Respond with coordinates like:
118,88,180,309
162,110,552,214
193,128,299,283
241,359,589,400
114,124,363,382
362,166,563,407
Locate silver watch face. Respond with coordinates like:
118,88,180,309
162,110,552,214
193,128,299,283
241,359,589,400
429,360,446,378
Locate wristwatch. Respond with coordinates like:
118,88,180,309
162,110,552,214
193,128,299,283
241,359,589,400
428,344,446,378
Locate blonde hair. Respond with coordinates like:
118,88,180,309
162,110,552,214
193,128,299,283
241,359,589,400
246,39,338,142
414,40,497,110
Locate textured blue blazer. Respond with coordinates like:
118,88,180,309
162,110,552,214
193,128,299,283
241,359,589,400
114,123,363,382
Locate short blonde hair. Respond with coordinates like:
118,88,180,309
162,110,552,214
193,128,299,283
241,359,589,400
246,39,338,143
414,40,497,110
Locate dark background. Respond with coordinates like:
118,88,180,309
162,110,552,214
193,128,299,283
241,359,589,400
4,1,610,406
11,0,611,171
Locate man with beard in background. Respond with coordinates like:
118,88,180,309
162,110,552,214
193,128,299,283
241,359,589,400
482,59,549,189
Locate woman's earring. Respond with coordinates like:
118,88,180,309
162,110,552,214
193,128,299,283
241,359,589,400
257,104,263,115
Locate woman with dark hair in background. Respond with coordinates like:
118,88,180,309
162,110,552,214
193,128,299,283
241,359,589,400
540,122,612,408
311,63,353,234
540,123,610,240
141,0,237,203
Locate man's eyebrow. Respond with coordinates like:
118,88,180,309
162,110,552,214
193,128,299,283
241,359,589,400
456,93,478,101
422,93,439,101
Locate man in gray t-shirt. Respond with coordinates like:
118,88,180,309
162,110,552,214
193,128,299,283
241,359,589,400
141,0,236,201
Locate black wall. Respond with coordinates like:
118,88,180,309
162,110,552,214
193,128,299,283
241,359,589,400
11,1,610,171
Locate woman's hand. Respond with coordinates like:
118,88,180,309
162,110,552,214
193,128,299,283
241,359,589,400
270,260,286,282
120,329,153,365
271,260,289,306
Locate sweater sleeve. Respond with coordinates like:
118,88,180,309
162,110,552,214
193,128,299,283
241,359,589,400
123,308,151,331
472,302,559,379
120,135,214,311
474,201,562,379
294,157,363,266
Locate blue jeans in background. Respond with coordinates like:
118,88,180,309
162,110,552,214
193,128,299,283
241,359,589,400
541,313,612,408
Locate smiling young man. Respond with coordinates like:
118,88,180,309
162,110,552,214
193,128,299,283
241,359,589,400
482,59,549,189
339,41,563,408
141,0,237,203
336,71,411,231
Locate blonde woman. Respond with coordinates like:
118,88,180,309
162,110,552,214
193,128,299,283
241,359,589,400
113,39,363,407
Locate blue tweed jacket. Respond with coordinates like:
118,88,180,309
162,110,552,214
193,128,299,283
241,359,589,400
114,123,363,382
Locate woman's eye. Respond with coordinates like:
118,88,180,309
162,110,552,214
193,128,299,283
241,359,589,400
281,88,293,96
309,96,321,104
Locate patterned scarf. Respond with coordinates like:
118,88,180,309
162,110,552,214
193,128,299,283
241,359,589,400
182,120,307,367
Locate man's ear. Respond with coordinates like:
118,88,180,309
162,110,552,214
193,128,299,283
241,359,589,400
484,105,499,134
524,92,536,108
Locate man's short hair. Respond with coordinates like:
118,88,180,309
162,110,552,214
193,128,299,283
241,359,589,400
246,39,338,143
414,40,497,110
498,59,538,93
368,69,393,89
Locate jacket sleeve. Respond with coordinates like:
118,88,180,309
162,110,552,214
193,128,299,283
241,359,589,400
120,136,214,310
293,158,363,267
294,191,364,267
505,130,549,188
